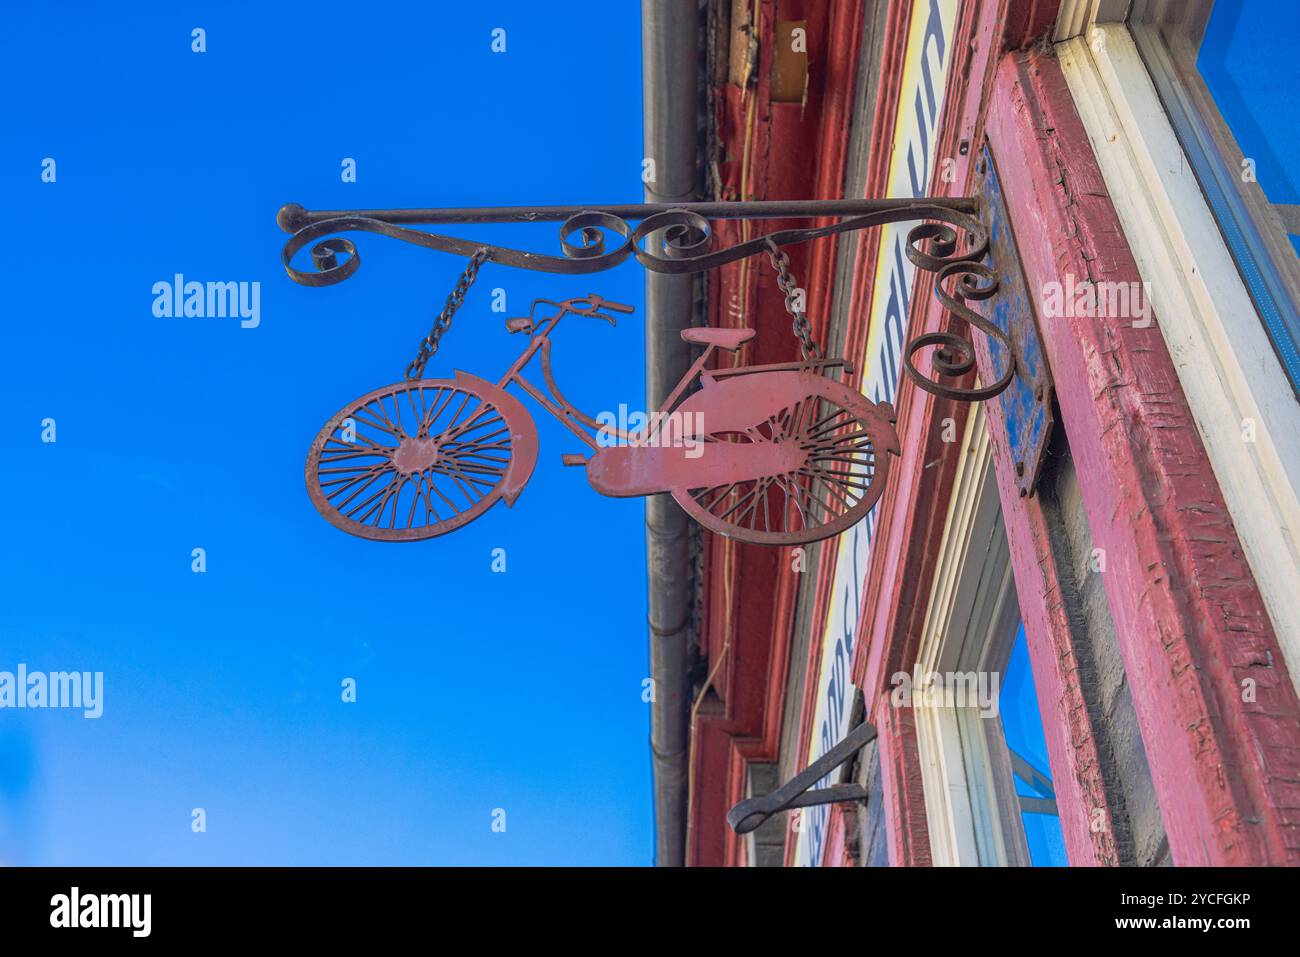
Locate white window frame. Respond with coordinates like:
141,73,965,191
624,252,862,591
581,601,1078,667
913,405,1032,867
1054,19,1300,689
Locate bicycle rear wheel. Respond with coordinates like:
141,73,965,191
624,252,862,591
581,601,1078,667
671,377,894,546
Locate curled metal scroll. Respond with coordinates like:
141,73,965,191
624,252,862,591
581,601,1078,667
280,201,1013,403
280,204,990,286
903,259,1015,402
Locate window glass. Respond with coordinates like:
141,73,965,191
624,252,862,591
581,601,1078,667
1197,1,1300,256
1131,0,1300,393
999,624,1068,866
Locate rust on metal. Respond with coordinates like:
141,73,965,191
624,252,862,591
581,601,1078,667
288,196,1017,545
306,295,900,546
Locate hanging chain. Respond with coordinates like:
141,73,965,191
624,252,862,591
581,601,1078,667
405,247,490,380
763,238,821,360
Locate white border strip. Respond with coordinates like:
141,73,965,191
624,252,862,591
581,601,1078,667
1058,26,1300,688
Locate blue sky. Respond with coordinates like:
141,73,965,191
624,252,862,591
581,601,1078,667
1198,0,1300,222
1,2,652,865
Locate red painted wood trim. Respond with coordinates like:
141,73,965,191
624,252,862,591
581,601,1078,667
690,0,1072,867
822,804,851,866
687,716,734,867
724,746,748,866
985,49,1300,866
969,237,1122,866
851,0,1030,867
747,562,798,761
877,701,933,865
847,0,1119,867
1003,0,1060,51
856,0,1001,700
855,376,977,862
950,14,1124,864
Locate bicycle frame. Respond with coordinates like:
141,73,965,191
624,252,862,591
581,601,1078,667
492,295,857,452
306,293,897,545
493,296,651,451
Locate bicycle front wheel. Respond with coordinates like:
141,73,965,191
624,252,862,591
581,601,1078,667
306,378,518,541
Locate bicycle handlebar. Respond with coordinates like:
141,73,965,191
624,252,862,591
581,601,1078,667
578,296,634,315
505,295,634,334
565,296,633,322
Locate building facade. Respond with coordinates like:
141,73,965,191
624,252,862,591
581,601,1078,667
645,0,1300,866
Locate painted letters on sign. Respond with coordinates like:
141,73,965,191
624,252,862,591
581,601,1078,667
795,0,956,867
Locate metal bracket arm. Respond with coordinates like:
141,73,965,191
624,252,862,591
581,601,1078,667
277,196,1018,403
725,720,879,835
276,197,985,283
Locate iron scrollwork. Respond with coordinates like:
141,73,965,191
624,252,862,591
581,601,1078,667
277,198,1014,404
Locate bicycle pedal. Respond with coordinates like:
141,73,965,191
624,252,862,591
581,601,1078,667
561,453,589,467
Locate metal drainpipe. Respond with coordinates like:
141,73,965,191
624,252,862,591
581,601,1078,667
642,0,699,867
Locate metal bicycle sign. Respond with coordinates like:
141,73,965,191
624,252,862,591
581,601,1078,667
306,293,898,545
280,198,1016,547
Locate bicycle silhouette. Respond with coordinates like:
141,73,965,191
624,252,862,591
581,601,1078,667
306,296,899,545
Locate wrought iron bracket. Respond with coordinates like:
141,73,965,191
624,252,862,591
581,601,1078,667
276,198,983,277
725,719,878,835
277,196,1023,405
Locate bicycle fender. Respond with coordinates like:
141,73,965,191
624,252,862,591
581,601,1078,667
451,370,538,507
675,371,900,455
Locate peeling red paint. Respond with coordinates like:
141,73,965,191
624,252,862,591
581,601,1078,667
985,48,1300,866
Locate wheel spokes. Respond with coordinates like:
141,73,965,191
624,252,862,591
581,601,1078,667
311,382,513,534
684,390,881,538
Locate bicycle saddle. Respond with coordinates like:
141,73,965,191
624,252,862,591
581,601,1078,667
681,327,756,351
